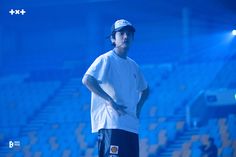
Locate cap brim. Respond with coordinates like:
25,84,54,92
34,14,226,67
106,25,135,39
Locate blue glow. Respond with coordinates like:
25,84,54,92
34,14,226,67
232,30,236,36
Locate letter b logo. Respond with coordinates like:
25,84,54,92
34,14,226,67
9,141,14,148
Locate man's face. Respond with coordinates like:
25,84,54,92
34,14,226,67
114,29,134,49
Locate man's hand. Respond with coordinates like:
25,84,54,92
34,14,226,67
82,75,127,116
108,99,127,116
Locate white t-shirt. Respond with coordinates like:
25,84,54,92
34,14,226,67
85,50,147,134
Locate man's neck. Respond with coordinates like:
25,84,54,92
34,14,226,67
113,47,128,59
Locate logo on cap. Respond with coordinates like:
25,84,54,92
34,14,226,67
114,19,132,29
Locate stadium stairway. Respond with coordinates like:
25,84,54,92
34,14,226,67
19,81,65,136
158,128,200,157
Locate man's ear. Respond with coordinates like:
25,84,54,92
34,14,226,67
110,36,115,45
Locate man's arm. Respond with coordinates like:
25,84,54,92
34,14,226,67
136,86,149,118
82,74,127,115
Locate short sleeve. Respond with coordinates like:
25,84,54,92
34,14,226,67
85,55,109,83
136,67,148,91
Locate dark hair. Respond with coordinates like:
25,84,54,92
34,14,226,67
208,137,214,143
111,32,116,40
111,32,116,46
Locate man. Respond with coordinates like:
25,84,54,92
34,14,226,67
82,19,149,157
200,137,218,157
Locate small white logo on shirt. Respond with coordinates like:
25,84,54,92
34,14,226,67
110,145,119,154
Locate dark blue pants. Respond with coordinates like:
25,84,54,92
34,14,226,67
98,129,139,157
